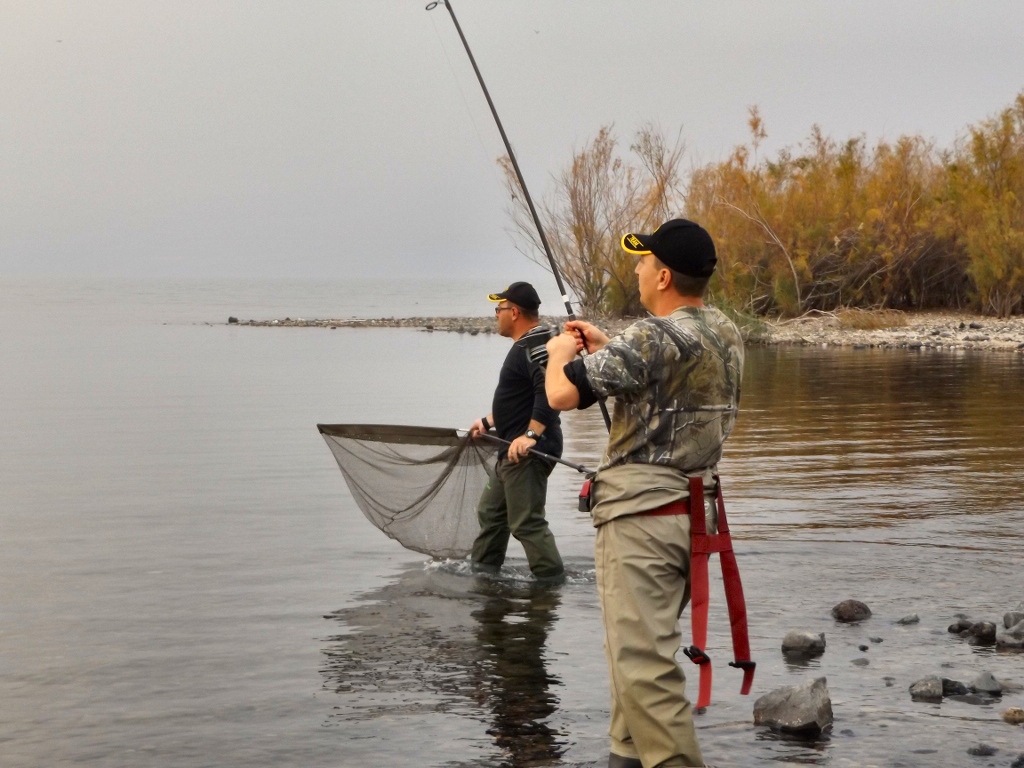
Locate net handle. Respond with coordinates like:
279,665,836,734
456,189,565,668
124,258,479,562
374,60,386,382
466,431,592,474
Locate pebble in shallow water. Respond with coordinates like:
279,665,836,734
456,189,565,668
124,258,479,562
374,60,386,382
970,671,1003,696
909,676,943,702
832,599,871,623
781,630,826,657
997,619,1024,649
967,743,998,757
1003,707,1024,725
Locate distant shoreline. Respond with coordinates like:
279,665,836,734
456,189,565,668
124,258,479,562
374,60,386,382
227,312,1024,353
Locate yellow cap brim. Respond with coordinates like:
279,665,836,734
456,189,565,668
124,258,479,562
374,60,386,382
487,293,504,303
621,233,653,255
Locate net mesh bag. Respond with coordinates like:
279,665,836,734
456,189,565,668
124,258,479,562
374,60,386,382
318,424,499,559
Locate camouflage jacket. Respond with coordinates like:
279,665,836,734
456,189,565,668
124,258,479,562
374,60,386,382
582,305,744,473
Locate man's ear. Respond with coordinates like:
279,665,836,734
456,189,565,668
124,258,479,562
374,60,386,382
657,266,673,291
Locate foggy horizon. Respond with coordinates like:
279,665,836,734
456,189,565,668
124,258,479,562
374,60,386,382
2,1,1023,282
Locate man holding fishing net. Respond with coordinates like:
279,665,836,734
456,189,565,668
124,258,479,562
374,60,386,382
468,281,565,581
545,220,744,768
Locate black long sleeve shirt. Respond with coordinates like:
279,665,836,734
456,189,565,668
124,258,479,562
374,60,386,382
491,325,563,458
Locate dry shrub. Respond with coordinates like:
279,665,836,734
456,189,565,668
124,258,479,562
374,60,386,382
503,92,1024,317
502,125,685,317
836,308,909,330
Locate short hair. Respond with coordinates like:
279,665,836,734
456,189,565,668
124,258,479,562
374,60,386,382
514,303,539,320
654,257,711,298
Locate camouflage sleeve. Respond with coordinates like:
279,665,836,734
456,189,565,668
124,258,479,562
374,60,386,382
581,319,662,398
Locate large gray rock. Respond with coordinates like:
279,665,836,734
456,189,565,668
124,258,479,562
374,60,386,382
832,600,872,623
909,675,943,702
1005,611,1024,629
782,631,826,657
996,619,1024,649
753,677,833,734
971,671,1003,695
895,613,920,625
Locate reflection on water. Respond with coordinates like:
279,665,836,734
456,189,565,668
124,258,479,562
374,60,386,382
325,347,1024,768
322,563,576,767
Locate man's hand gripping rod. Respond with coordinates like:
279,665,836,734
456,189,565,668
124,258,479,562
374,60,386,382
463,430,592,474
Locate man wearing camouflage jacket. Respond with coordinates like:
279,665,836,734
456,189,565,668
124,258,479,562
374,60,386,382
545,220,743,768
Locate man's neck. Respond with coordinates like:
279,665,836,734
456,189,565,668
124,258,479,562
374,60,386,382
650,293,704,317
510,321,540,342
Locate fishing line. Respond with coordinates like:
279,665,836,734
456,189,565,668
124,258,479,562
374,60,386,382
426,0,612,430
427,12,505,191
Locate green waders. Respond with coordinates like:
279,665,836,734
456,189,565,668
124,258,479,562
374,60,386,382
471,454,564,579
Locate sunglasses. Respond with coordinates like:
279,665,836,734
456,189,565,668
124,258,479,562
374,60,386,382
494,305,514,315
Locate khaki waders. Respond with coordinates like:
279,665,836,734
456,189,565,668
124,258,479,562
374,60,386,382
472,454,564,579
595,512,704,768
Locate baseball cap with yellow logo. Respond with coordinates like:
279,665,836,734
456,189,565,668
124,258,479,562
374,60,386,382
487,281,541,311
621,219,717,278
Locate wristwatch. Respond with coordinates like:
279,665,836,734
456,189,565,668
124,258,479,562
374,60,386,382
525,429,540,440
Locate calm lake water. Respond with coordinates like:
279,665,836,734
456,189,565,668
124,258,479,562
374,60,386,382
2,278,1023,767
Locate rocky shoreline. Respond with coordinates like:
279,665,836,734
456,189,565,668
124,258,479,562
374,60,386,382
228,311,1024,353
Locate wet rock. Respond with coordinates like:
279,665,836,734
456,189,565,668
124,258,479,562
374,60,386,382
969,322,983,329
832,599,871,623
852,657,870,666
942,678,969,696
948,618,973,633
896,613,920,625
971,671,1003,695
1005,611,1024,629
967,743,997,757
753,676,833,735
1003,707,1024,725
996,619,1024,649
228,316,238,324
858,644,869,651
781,631,826,657
869,636,883,643
968,621,997,644
883,675,896,687
909,675,943,702
1012,754,1024,768
959,321,966,329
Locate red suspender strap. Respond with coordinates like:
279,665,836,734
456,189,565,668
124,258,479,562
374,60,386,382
681,476,756,708
716,488,756,696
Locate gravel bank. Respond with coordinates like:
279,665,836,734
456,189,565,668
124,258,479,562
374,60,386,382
229,312,1024,353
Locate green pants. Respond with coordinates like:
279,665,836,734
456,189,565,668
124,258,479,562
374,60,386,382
471,455,564,579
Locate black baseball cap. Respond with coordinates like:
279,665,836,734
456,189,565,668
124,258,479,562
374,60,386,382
487,281,541,311
620,219,717,278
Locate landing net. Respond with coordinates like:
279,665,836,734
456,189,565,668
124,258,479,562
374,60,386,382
318,424,499,559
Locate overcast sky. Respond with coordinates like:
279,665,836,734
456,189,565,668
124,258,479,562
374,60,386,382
2,1,1023,281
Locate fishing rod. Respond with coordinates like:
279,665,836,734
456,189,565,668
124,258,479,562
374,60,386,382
426,0,612,430
468,430,593,474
